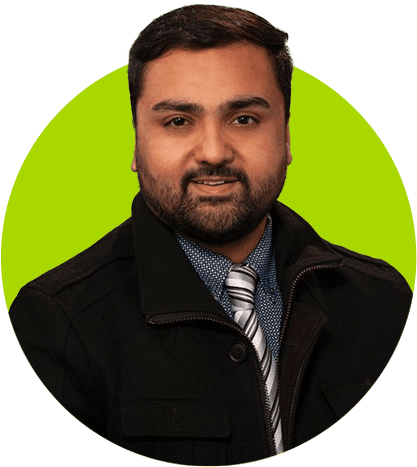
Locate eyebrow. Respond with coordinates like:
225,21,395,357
151,96,271,114
152,101,204,113
222,96,270,112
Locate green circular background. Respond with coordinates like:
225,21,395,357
2,66,415,307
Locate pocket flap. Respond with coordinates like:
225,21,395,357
319,369,382,419
119,398,231,438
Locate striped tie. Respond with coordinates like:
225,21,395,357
225,263,283,454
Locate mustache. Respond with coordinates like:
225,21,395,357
181,166,249,190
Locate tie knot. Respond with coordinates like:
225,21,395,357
225,264,258,310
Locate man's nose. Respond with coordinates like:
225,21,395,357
194,121,234,165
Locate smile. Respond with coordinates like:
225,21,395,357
195,180,227,186
191,178,237,186
188,178,240,195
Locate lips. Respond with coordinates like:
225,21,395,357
195,180,227,186
191,178,237,186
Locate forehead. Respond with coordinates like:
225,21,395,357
138,42,283,110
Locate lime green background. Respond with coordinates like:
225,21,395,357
2,66,415,308
0,0,417,467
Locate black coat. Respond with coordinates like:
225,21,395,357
10,193,411,465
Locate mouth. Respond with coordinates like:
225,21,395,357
187,177,240,196
191,178,237,186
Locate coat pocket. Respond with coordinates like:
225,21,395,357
119,397,231,438
118,397,231,465
319,368,383,419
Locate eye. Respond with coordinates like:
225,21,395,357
166,117,189,127
232,115,258,125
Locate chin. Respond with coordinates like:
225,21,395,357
177,205,268,246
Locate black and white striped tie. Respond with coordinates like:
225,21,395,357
225,263,283,454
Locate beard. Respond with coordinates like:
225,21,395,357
135,148,287,246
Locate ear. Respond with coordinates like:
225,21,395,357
131,139,138,172
285,123,292,165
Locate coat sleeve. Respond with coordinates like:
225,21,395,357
9,285,106,435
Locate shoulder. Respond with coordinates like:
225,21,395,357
272,202,412,299
326,241,412,298
18,218,137,318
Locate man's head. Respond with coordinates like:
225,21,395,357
128,5,293,128
129,5,293,247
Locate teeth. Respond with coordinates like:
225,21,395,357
196,180,226,186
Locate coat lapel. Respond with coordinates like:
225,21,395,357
131,193,228,320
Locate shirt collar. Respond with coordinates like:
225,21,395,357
246,215,276,293
176,215,276,299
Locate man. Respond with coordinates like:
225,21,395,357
9,4,411,465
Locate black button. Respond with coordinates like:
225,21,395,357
229,343,247,363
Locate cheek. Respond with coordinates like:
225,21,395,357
239,122,286,157
246,141,287,177
137,137,187,180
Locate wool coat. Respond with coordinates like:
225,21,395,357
10,193,412,465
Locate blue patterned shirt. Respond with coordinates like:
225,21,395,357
176,219,284,362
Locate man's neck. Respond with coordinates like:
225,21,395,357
192,216,268,264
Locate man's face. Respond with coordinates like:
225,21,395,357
132,42,292,245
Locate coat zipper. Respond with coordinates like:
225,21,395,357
276,261,342,450
148,314,278,455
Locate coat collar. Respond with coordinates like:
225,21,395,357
131,193,343,321
131,193,227,320
269,203,343,302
